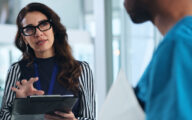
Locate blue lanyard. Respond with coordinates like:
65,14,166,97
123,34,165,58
34,62,58,95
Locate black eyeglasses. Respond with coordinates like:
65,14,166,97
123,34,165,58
21,20,52,36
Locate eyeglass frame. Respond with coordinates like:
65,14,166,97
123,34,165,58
20,19,52,36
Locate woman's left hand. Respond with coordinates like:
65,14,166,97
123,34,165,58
44,111,77,120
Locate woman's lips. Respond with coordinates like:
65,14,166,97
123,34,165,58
36,40,48,46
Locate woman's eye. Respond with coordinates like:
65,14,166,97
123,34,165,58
40,22,49,26
24,27,34,33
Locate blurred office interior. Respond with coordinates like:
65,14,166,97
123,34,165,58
0,0,162,114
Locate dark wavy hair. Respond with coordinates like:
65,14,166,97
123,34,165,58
15,2,81,95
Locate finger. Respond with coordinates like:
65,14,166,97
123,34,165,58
16,81,22,88
44,114,53,120
68,111,73,114
29,77,39,84
21,79,27,85
33,90,45,95
45,114,63,120
11,87,19,93
55,111,74,118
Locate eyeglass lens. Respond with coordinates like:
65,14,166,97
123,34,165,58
22,20,51,36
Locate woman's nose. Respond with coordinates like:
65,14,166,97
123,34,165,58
35,28,43,37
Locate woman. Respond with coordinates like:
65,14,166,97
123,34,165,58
0,2,95,120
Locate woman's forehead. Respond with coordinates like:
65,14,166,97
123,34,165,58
22,11,48,26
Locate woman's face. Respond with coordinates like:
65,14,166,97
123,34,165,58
21,11,55,57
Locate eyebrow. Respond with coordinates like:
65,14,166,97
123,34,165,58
23,19,48,28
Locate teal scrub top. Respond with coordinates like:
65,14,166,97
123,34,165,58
135,16,192,120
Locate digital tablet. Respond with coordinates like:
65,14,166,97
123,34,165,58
12,95,78,115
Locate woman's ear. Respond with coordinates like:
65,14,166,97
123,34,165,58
22,35,28,45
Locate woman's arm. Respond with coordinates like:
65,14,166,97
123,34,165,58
0,63,20,120
78,62,96,120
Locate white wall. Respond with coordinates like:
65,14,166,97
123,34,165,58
19,0,83,29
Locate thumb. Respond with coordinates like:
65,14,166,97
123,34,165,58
34,90,45,95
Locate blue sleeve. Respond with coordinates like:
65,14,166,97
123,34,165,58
168,39,192,119
135,35,192,120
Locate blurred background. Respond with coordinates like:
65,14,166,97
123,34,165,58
0,0,162,115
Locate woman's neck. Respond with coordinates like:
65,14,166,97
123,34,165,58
35,49,55,58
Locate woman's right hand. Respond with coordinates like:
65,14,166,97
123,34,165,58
11,77,45,98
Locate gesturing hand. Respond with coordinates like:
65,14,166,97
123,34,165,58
12,77,44,98
45,111,77,120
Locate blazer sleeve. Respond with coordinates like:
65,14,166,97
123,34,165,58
77,62,96,120
0,63,20,120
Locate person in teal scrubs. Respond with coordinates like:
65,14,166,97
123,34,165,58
124,0,192,120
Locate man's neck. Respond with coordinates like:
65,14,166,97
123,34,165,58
154,15,177,35
153,1,192,35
